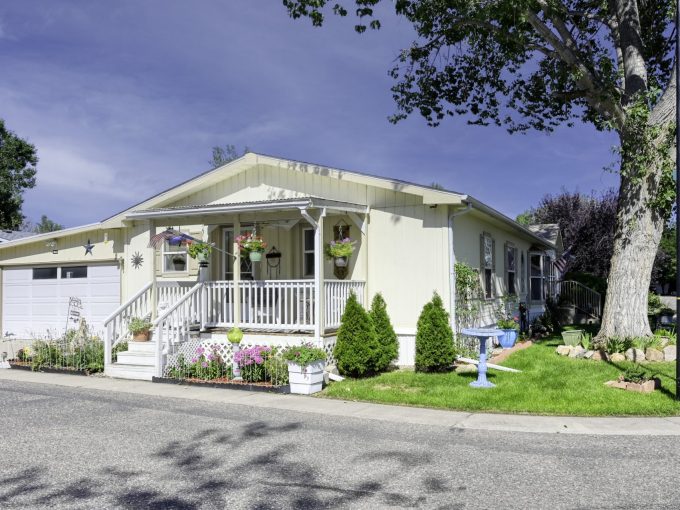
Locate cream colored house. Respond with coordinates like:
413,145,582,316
0,153,558,379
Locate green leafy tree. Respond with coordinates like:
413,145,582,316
209,144,249,168
33,215,63,234
415,293,456,372
0,119,38,230
369,293,399,371
515,211,535,226
283,1,676,342
334,291,381,376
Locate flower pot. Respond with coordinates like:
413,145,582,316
561,329,583,347
197,252,209,263
499,329,517,349
249,251,263,262
334,256,348,267
132,330,150,342
287,360,325,394
172,259,186,271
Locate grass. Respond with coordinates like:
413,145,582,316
321,337,680,416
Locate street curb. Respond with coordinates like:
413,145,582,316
2,369,680,436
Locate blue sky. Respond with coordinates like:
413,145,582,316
0,1,618,228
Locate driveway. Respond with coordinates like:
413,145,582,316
0,379,678,509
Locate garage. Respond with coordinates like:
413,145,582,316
2,263,120,339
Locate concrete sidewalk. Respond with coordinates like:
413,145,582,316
2,368,680,436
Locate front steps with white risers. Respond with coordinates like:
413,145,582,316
105,340,158,381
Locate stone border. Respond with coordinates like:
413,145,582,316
555,344,676,363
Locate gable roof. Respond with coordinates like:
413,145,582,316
101,152,467,227
527,224,563,251
0,230,36,242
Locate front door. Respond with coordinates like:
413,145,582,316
223,227,255,280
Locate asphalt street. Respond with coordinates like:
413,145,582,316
1,379,678,509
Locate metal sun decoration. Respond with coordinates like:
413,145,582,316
131,252,144,269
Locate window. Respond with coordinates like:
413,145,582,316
520,251,526,296
61,266,87,279
505,243,517,295
480,232,495,298
33,267,57,280
530,253,543,301
162,240,188,273
303,228,314,278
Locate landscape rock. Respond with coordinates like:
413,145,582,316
556,345,572,356
645,348,664,362
610,353,626,363
664,345,677,362
590,350,607,361
568,346,586,358
491,348,504,357
455,364,477,374
625,348,646,362
584,350,595,359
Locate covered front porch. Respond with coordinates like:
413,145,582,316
104,197,369,379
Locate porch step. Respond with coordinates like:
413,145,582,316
115,350,156,366
105,363,155,381
126,341,157,354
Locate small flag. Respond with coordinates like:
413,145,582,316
554,246,574,274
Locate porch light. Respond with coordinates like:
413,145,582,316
45,239,58,254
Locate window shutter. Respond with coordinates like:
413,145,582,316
491,239,496,297
155,248,162,277
504,242,509,290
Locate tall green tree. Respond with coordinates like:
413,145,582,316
33,215,63,234
369,293,399,371
283,0,676,341
0,119,38,230
209,144,249,168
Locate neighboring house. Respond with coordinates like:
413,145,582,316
0,153,558,379
0,230,35,243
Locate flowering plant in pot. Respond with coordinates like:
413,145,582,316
187,241,212,262
128,317,153,342
236,232,267,262
281,343,327,394
496,316,519,348
324,238,355,267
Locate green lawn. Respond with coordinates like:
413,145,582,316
322,337,680,416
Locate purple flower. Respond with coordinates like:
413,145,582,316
201,361,208,368
191,357,198,363
196,346,205,355
207,354,214,361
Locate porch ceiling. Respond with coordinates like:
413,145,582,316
124,197,369,220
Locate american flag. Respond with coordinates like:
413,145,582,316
553,246,574,274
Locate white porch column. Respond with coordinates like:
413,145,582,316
314,210,326,343
233,216,241,326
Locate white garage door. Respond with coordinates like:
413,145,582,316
2,264,120,338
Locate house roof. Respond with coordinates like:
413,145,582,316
126,197,368,220
0,152,554,250
527,224,562,248
0,230,36,242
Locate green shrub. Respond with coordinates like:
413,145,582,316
605,336,633,354
281,343,327,366
334,291,381,377
632,336,663,351
415,293,456,372
369,293,398,372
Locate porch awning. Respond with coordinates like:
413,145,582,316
124,197,369,220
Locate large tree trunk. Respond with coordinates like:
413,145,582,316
596,158,665,339
596,68,676,342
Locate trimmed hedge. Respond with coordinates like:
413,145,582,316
334,291,381,377
415,293,456,372
369,293,399,371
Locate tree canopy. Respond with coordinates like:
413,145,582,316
0,119,38,230
33,215,63,234
209,144,249,168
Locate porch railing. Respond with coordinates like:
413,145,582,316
325,280,366,329
157,281,195,310
555,280,602,318
154,282,204,377
103,281,153,366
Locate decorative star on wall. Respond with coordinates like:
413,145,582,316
131,252,144,269
84,239,94,255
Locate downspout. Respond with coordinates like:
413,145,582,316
449,203,473,334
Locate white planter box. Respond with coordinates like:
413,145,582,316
287,360,325,395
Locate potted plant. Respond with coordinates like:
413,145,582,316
281,343,327,394
236,232,267,262
129,317,153,342
171,255,186,271
324,238,356,267
187,241,212,263
496,317,519,348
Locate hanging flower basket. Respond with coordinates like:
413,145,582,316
334,256,348,267
325,238,355,264
236,232,267,263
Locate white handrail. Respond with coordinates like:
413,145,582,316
556,280,602,318
154,282,203,326
104,281,153,325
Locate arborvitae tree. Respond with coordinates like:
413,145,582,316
415,293,455,372
369,293,398,372
334,291,381,377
